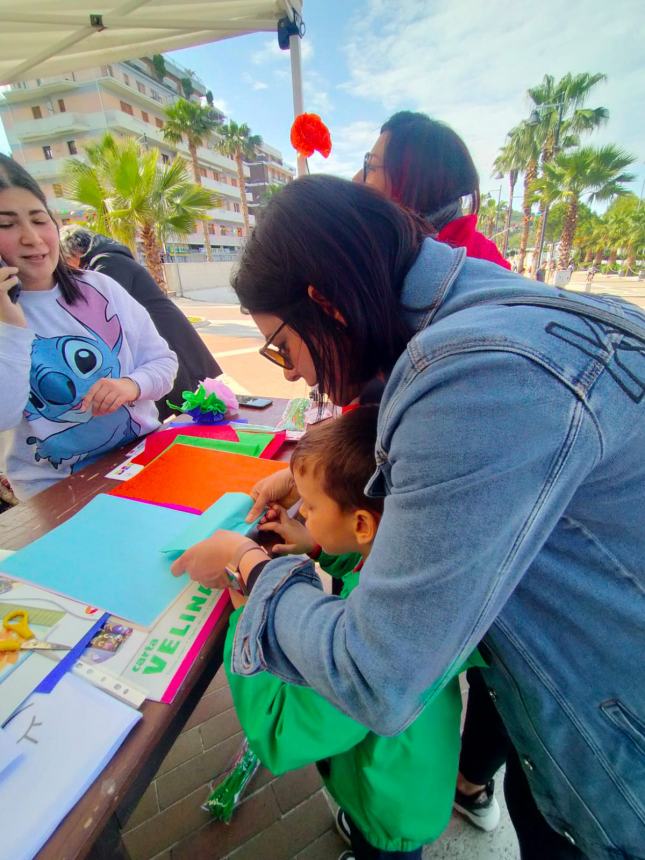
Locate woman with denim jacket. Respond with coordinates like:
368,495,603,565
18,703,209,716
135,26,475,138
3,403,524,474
172,176,645,860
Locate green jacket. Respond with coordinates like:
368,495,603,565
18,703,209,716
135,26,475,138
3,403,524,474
225,552,482,852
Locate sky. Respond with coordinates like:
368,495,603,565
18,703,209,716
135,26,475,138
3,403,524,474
1,0,643,205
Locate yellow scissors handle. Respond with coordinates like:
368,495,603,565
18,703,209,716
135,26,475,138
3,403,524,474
3,609,35,640
0,638,23,652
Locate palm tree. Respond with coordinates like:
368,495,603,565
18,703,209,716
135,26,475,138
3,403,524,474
605,194,645,274
478,194,498,238
494,126,528,257
163,98,222,261
531,145,635,269
64,133,217,289
214,120,262,237
527,72,609,272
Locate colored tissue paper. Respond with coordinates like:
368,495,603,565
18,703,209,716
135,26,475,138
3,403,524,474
160,492,258,557
1,494,199,627
109,445,288,514
131,424,239,467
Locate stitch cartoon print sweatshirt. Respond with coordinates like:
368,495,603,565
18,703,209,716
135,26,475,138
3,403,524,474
0,270,178,500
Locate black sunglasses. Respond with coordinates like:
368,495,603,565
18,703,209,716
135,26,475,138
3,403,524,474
258,321,293,370
362,152,383,183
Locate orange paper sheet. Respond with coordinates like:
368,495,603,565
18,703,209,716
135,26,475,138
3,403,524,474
109,444,287,513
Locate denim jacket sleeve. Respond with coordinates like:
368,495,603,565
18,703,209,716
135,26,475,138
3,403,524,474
232,350,601,735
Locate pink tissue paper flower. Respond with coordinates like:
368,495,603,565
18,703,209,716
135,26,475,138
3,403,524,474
200,378,239,411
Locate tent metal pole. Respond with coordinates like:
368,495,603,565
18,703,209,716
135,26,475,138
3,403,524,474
289,32,306,177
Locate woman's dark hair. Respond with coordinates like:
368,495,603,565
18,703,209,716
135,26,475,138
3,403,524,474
232,175,426,401
291,405,383,515
0,154,84,303
380,111,480,219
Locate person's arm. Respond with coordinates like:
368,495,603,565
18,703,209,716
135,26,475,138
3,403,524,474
108,278,178,402
224,608,369,774
231,350,601,734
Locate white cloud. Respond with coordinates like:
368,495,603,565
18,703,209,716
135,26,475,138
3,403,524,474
311,120,382,179
339,0,644,192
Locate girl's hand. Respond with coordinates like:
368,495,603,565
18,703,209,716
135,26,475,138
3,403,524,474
0,265,26,328
170,530,266,590
82,377,140,415
228,588,248,610
258,503,316,556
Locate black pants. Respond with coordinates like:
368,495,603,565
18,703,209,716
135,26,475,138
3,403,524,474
459,667,510,786
346,814,422,860
460,668,586,859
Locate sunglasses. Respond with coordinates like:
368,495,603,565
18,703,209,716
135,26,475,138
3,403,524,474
258,321,294,370
362,151,383,183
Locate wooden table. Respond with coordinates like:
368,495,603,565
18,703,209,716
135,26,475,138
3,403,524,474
0,401,292,860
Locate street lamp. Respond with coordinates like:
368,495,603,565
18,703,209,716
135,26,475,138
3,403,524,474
529,100,565,272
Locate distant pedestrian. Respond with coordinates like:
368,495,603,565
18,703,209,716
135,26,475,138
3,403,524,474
586,264,598,291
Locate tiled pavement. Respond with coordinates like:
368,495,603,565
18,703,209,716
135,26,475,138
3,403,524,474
120,663,520,860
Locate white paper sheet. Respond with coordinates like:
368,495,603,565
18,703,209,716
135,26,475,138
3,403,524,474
0,673,141,860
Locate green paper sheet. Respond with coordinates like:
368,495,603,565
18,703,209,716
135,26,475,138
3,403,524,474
171,431,277,458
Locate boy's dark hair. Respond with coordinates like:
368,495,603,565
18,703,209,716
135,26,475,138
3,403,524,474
233,174,425,403
291,406,383,515
0,154,84,304
381,111,480,218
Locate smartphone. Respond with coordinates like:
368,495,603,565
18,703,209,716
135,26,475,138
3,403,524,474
237,395,273,409
0,257,22,303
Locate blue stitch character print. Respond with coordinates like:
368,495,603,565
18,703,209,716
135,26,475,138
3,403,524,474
24,284,140,471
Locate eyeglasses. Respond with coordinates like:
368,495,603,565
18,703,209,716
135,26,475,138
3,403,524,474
258,321,294,370
362,151,383,183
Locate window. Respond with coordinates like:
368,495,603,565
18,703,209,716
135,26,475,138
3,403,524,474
101,65,114,77
123,73,130,86
161,153,170,164
150,90,162,103
137,82,146,94
141,110,149,123
42,145,53,160
52,183,63,198
208,223,215,235
155,117,164,129
220,226,227,236
231,178,238,187
237,228,243,237
120,101,134,116
31,105,42,119
233,203,240,213
57,99,66,113
213,170,220,182
67,140,77,155
199,167,207,178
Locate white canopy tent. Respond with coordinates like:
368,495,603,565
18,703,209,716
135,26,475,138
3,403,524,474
0,0,306,171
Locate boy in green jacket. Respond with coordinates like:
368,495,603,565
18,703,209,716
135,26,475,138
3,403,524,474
224,406,480,860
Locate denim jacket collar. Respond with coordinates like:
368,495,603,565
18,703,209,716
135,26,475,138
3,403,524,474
400,238,467,334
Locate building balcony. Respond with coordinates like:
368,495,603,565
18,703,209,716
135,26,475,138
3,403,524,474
10,112,90,142
2,76,78,103
26,156,78,181
180,232,246,248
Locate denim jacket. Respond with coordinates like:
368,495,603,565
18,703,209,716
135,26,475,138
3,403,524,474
232,238,645,859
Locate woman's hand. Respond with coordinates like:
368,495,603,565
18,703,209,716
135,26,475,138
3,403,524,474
82,377,140,416
0,265,27,328
246,467,299,522
170,530,266,590
258,503,315,555
228,588,248,610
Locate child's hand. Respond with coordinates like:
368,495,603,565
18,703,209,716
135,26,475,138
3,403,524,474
82,377,140,415
257,504,315,556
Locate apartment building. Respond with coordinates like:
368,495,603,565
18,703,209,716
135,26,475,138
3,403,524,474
245,141,295,214
0,56,259,259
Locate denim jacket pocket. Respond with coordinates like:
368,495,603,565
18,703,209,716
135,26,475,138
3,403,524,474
600,699,645,758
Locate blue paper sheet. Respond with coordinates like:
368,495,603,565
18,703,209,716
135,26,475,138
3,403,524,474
161,492,258,556
1,495,199,628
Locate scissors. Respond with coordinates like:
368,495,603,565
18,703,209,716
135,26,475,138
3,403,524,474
0,609,71,652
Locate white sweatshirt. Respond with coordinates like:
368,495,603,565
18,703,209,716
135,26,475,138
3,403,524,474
0,270,178,500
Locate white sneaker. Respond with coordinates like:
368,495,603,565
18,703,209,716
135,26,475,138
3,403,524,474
454,779,501,832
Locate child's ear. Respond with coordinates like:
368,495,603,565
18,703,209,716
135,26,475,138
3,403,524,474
353,509,378,546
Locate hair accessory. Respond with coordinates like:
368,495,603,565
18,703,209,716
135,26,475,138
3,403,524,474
290,113,332,159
